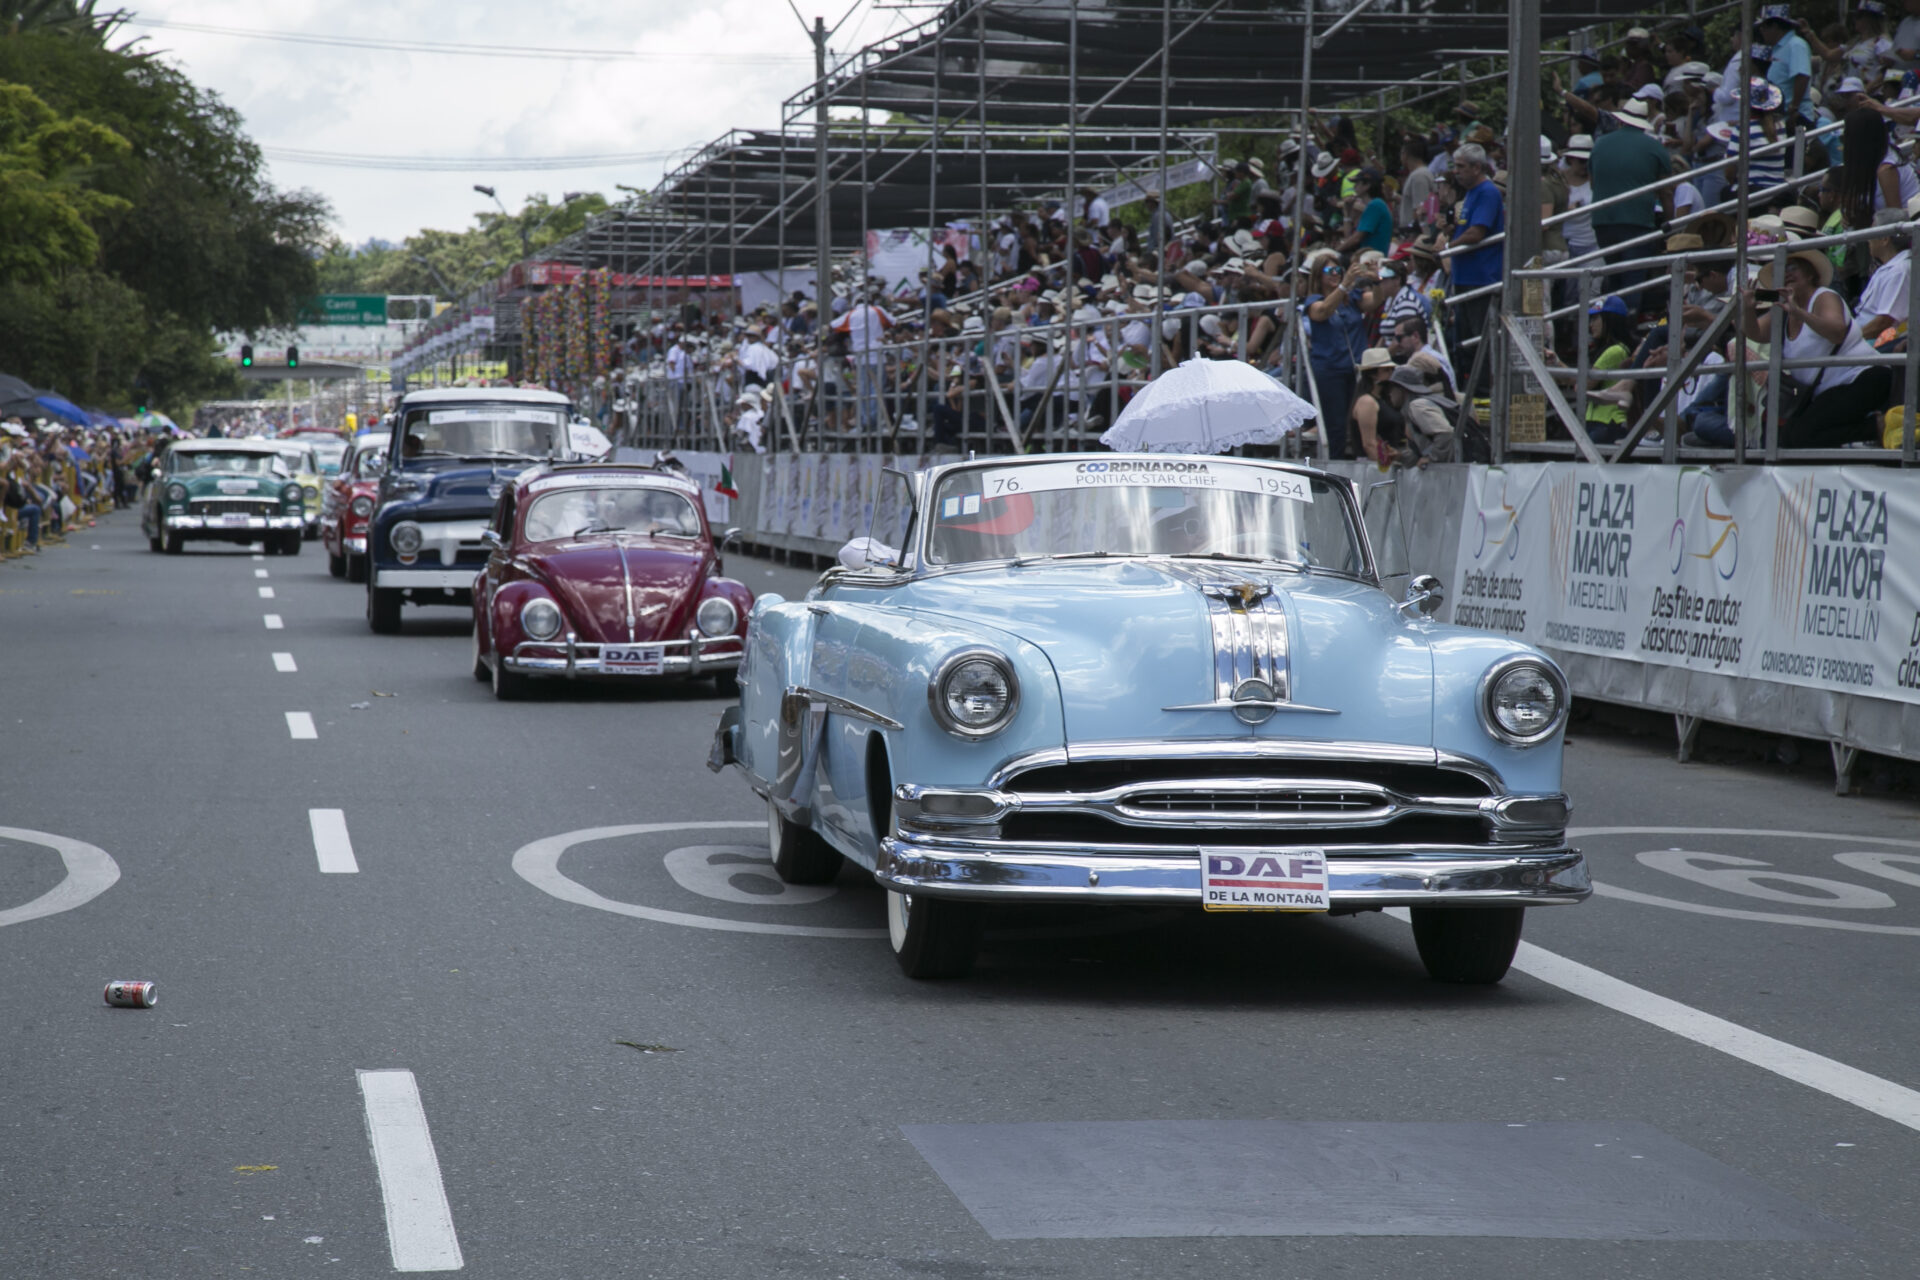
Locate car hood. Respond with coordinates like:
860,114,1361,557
524,537,706,644
176,471,288,495
892,560,1434,747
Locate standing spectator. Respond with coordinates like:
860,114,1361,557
1560,135,1600,267
1076,184,1110,231
832,294,896,431
1445,142,1504,389
1896,0,1920,69
1589,101,1675,298
1741,79,1789,196
1303,256,1374,457
1398,139,1434,230
1341,171,1393,255
1759,4,1818,126
1141,191,1174,256
1799,5,1895,91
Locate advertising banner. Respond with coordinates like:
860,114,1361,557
1451,464,1920,705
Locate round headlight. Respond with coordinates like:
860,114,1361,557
930,650,1019,738
389,521,423,555
696,596,738,637
350,496,374,517
302,484,318,499
281,482,302,501
521,597,564,641
1480,658,1567,746
165,482,187,502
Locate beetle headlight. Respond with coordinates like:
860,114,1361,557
350,496,374,517
521,597,564,641
696,596,738,637
165,482,187,503
1479,657,1568,747
389,521,423,555
929,649,1019,738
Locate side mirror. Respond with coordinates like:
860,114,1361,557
480,529,504,551
1400,573,1444,617
720,526,743,550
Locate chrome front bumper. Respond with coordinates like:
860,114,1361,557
876,831,1589,907
167,514,304,531
345,535,367,553
504,633,744,679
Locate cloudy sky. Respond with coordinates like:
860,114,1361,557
127,1,913,245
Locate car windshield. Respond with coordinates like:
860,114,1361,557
174,451,290,477
272,447,318,473
523,486,702,543
398,405,562,461
925,460,1365,574
310,442,347,474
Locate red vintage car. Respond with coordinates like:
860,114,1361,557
470,463,752,700
322,436,388,582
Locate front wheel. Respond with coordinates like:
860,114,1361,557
491,651,530,700
367,583,402,634
471,625,491,682
768,798,841,885
1408,906,1525,984
887,888,982,979
147,524,162,553
712,669,740,698
280,531,302,556
164,531,183,555
327,548,345,578
346,553,367,584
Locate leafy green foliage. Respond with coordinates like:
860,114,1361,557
0,29,327,413
317,192,612,299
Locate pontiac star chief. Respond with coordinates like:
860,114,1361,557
143,439,308,555
711,454,1586,982
470,464,752,700
366,387,585,634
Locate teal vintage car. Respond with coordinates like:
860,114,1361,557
712,453,1586,983
143,438,308,555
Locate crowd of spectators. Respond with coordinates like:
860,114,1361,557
1,419,145,557
590,4,1920,463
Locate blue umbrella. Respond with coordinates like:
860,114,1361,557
35,393,90,425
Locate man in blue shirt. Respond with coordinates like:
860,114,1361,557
1759,3,1816,125
1448,142,1504,394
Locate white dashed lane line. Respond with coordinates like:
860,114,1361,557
272,653,297,673
309,809,359,874
264,615,284,630
259,586,275,599
254,569,269,579
251,553,265,561
285,712,317,740
357,1070,464,1272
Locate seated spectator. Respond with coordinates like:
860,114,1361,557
1349,347,1399,466
1742,246,1889,447
1387,314,1456,395
1579,295,1637,445
1381,364,1458,463
1858,207,1911,347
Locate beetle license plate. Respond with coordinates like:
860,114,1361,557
1201,848,1329,912
602,644,665,674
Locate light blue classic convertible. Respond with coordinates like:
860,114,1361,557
711,454,1586,982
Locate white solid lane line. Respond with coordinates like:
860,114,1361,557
264,614,284,630
255,569,269,578
272,652,297,673
308,809,359,874
357,1070,464,1272
285,712,317,740
1385,908,1920,1134
259,586,275,599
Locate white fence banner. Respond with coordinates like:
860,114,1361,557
1451,464,1917,704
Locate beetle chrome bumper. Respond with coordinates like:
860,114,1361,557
504,634,744,679
876,832,1589,907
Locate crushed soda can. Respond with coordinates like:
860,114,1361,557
104,980,157,1009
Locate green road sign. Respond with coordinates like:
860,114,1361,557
299,294,389,326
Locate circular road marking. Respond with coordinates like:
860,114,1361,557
511,822,887,938
1573,825,1920,937
0,827,121,930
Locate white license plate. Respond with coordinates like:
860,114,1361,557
602,645,665,674
1201,848,1329,913
220,513,255,527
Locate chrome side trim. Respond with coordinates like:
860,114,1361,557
793,685,904,731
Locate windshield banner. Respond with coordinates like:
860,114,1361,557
426,408,559,425
975,459,1312,502
1452,463,1919,704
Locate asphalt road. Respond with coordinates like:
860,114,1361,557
3,513,1918,1279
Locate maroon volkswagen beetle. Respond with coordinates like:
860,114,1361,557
470,463,753,700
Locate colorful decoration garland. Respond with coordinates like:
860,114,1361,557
522,268,613,392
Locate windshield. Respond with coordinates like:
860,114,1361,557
398,405,562,462
925,460,1365,574
310,441,347,474
172,451,290,477
271,446,318,474
523,486,702,543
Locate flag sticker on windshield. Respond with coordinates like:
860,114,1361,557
940,493,982,518
977,461,1311,502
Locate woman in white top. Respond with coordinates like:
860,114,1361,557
1838,107,1919,219
1742,247,1889,447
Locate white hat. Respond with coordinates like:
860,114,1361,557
1311,151,1338,178
1226,229,1261,256
1538,134,1555,163
1199,314,1223,337
1626,25,1651,39
1072,305,1102,324
1615,100,1655,131
1562,133,1593,158
1634,83,1666,103
960,315,985,335
1184,259,1210,275
1838,76,1868,95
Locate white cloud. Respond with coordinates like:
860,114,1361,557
130,0,906,244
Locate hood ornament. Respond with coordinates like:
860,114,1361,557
1232,580,1268,608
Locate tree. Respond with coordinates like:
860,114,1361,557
0,79,129,282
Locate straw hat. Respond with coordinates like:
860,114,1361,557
1778,206,1821,239
1247,157,1265,179
1693,211,1736,247
1357,347,1395,372
1311,151,1338,178
1226,229,1261,256
1665,233,1705,252
1131,283,1166,303
1614,100,1655,132
1761,246,1834,290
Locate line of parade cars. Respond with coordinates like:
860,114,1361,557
146,384,1589,984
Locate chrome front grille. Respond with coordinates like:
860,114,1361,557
190,498,280,516
1121,785,1388,819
